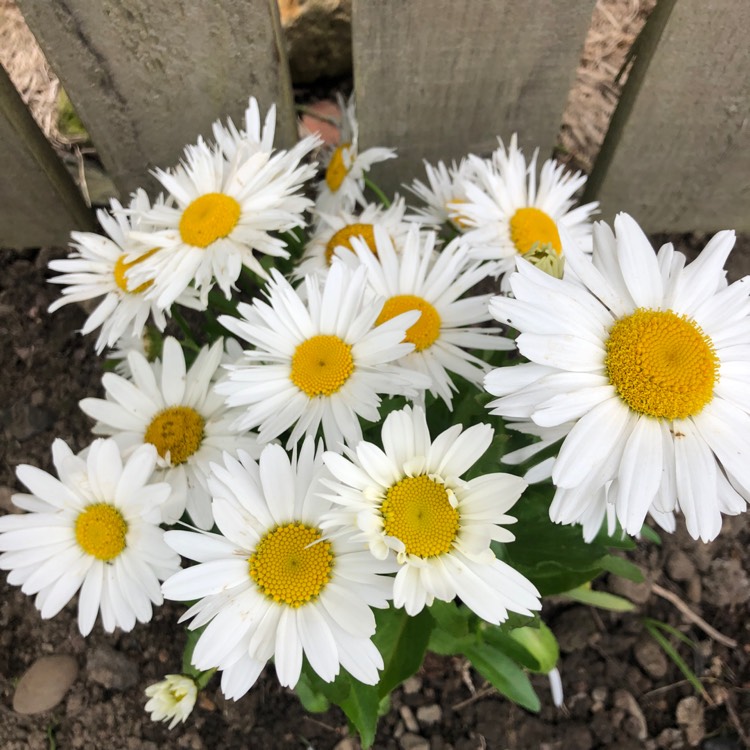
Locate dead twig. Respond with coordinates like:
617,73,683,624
451,685,496,711
652,583,738,649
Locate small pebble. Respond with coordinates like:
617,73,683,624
416,704,442,726
399,705,419,733
13,654,79,714
400,733,430,750
402,676,423,695
634,636,669,678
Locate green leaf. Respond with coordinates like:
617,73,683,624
506,622,559,674
639,524,662,545
599,554,644,582
565,585,636,612
429,600,472,638
465,643,541,712
338,677,381,749
480,626,542,672
374,607,434,698
294,673,331,714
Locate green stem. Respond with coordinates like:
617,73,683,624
363,177,391,208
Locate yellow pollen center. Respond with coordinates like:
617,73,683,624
113,248,159,294
376,294,441,352
381,475,459,558
143,406,205,465
75,503,128,561
179,192,241,248
325,143,352,192
290,334,354,397
324,223,377,264
248,523,333,607
509,207,562,256
605,308,718,420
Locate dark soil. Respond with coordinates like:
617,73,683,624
2,242,750,750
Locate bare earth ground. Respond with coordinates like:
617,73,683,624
2,1,750,749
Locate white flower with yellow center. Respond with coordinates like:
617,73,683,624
126,134,319,308
352,226,513,407
321,406,542,623
456,134,598,288
0,438,179,635
216,262,429,449
145,674,198,729
406,158,479,231
293,197,411,279
47,191,202,353
80,337,259,529
316,96,396,214
161,440,393,699
486,214,750,542
211,96,276,161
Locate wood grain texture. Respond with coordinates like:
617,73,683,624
588,0,750,232
16,0,297,198
0,64,93,249
352,0,596,194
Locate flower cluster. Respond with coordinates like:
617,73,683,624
2,94,747,740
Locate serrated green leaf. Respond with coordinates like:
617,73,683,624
565,585,635,612
465,643,541,712
338,677,381,749
599,554,644,582
373,607,434,698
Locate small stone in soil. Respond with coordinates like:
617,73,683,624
613,689,648,740
399,733,430,750
634,636,669,678
675,696,705,747
666,550,696,582
13,654,79,714
86,645,139,690
416,703,442,726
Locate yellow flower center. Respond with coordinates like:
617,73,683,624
75,503,128,561
113,248,159,294
381,475,459,559
325,143,352,192
605,309,718,420
324,223,377,264
143,406,205,465
376,294,441,352
509,207,562,256
248,523,333,607
290,334,354,397
178,192,241,248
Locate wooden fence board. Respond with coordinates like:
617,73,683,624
0,64,93,249
352,0,596,194
15,0,297,199
586,0,750,233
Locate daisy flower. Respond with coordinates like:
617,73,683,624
406,158,478,231
293,196,411,279
80,337,259,530
127,132,319,308
486,213,750,541
456,134,598,287
47,190,202,353
145,674,197,729
322,405,542,623
352,226,513,407
216,262,429,449
316,95,396,213
0,438,179,636
161,439,393,699
211,96,276,161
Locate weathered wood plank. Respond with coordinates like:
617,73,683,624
586,0,750,232
15,0,297,199
352,0,596,193
0,64,94,249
